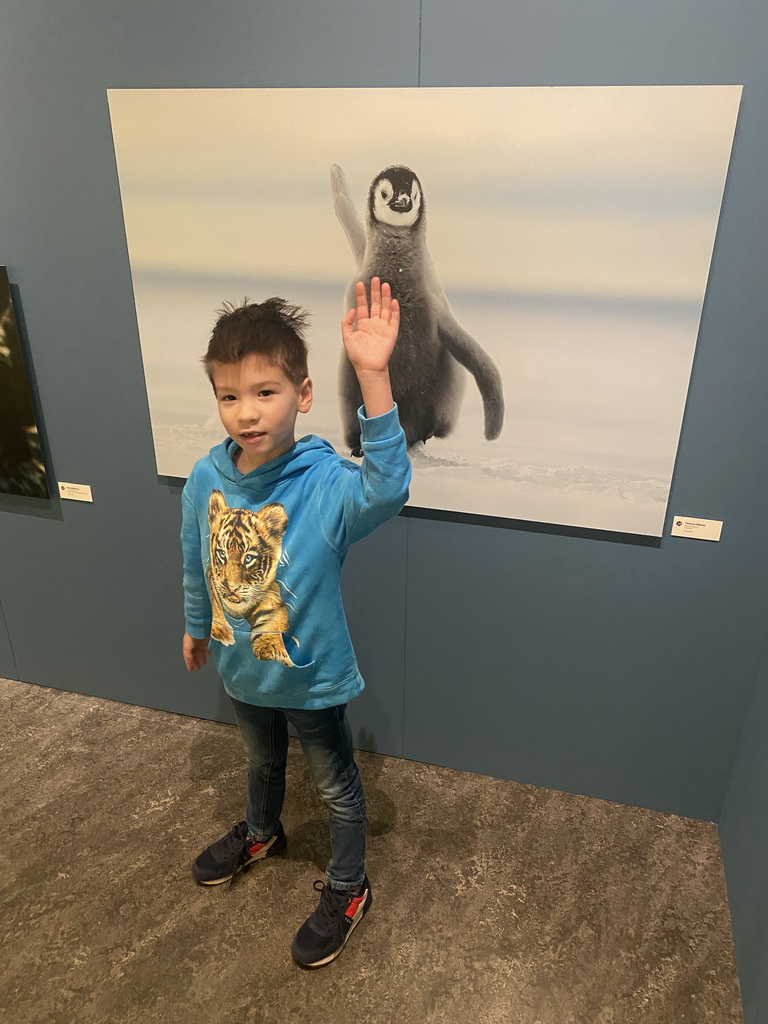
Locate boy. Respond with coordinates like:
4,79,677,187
181,277,410,968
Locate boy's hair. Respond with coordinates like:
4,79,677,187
203,297,310,387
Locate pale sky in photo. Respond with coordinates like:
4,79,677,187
108,85,741,301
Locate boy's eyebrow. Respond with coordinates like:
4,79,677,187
214,379,284,394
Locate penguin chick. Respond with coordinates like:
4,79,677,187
331,162,504,455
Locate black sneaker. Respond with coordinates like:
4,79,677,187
290,877,372,967
191,821,287,886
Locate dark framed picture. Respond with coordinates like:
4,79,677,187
0,267,49,499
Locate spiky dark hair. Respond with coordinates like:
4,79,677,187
202,297,310,386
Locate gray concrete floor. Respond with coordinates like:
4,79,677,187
0,677,742,1024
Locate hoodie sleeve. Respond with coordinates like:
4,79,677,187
181,487,213,638
318,404,411,551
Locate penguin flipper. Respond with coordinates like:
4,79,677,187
436,312,505,440
331,164,365,270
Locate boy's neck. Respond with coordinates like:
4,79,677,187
233,436,296,474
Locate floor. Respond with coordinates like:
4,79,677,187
0,677,743,1024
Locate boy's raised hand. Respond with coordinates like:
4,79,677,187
341,277,400,373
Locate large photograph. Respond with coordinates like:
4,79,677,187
0,267,49,499
108,86,741,535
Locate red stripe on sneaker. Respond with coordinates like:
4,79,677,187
345,893,365,919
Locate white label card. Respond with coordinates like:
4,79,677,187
58,482,94,502
670,516,723,542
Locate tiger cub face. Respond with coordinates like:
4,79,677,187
208,490,288,617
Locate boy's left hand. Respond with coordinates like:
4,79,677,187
341,277,400,373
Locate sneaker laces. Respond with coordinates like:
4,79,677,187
219,821,251,889
309,880,353,934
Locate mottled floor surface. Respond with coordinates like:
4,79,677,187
0,677,742,1024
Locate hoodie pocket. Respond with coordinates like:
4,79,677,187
213,630,317,698
229,657,318,702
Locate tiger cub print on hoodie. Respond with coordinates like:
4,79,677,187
207,489,294,665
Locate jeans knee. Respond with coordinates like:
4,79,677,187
316,777,365,824
245,753,286,778
322,795,365,826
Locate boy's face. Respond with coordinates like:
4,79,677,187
210,355,313,473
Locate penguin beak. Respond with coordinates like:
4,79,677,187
391,195,413,213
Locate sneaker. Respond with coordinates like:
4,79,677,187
191,820,287,886
290,877,372,967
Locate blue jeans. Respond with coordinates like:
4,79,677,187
229,698,366,893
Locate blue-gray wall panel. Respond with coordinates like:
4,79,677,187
342,516,408,757
0,598,17,680
3,1,420,92
420,0,753,86
720,651,768,1024
402,514,766,820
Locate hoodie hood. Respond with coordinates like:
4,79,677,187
209,434,338,493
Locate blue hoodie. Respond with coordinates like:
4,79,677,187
181,405,410,709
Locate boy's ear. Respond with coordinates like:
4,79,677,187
298,377,313,414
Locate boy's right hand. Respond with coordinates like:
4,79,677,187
341,277,400,375
183,632,211,671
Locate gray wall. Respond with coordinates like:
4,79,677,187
721,648,768,1024
2,0,767,1014
0,601,16,680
